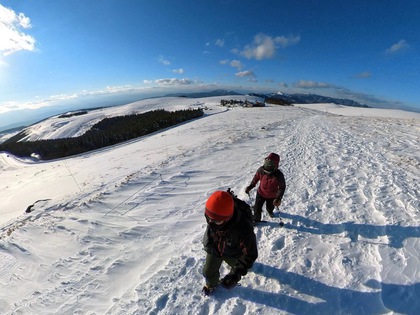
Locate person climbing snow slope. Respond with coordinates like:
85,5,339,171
202,190,258,295
245,153,286,223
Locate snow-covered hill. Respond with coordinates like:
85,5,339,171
1,97,419,314
7,96,263,142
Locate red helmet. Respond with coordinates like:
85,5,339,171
205,191,234,221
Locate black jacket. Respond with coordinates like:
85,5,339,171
202,207,258,275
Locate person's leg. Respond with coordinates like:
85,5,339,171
266,198,275,217
224,257,239,269
203,253,223,287
253,193,265,221
221,257,242,287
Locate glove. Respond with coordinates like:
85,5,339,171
273,199,281,207
220,272,241,289
245,186,252,195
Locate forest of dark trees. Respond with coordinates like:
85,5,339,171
265,97,292,106
0,108,203,160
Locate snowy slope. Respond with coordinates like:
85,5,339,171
0,98,419,315
296,103,420,119
12,96,263,142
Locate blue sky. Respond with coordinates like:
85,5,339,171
1,0,419,121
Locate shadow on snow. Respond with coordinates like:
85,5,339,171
280,213,420,249
233,212,420,314
237,263,420,315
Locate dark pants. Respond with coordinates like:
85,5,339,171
253,192,274,221
203,253,238,287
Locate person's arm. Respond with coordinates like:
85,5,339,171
233,233,258,275
245,168,262,193
276,171,286,200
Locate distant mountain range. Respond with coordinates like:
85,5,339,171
0,89,370,134
166,90,370,108
255,92,370,108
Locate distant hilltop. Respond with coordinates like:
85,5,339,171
260,92,371,108
166,89,370,108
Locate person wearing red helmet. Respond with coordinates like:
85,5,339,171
245,153,286,223
202,190,258,295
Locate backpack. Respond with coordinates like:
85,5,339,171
227,188,254,225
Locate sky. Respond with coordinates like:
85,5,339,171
1,98,419,314
0,0,419,121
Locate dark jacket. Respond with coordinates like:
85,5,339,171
249,166,286,200
203,207,258,275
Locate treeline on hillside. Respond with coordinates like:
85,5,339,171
58,111,88,118
265,97,292,106
0,108,203,160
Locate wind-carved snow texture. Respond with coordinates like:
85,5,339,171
0,99,419,314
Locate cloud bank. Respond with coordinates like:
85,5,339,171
240,33,300,60
385,40,409,55
0,4,35,56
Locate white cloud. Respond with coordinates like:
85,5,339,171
0,101,20,114
240,33,300,60
158,55,171,65
18,12,32,28
215,39,224,47
220,59,244,70
274,35,300,48
231,48,239,55
0,4,36,56
241,34,276,60
385,39,409,55
235,70,255,78
155,78,194,85
172,68,184,74
230,60,243,70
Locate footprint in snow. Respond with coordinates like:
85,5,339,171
271,236,285,251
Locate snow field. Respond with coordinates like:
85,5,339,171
0,98,419,314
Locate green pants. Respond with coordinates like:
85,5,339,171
203,253,238,287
